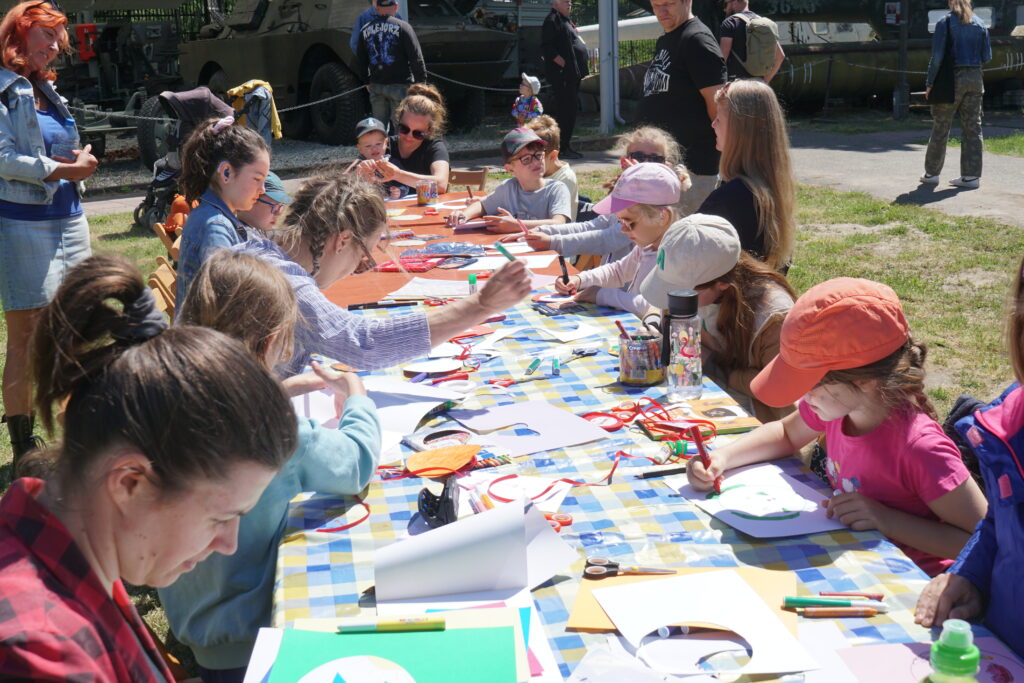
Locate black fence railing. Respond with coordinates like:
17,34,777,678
71,0,237,43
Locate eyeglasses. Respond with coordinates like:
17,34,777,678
629,151,667,164
398,123,428,140
353,238,378,274
512,151,545,166
256,197,285,216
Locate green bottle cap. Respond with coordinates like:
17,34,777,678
931,619,980,676
468,274,478,285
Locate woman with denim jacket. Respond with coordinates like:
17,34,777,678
0,2,98,469
921,0,991,190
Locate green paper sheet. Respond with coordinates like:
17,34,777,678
267,626,518,683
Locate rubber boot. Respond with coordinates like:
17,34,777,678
3,414,43,476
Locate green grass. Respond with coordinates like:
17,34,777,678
948,132,1024,157
1,178,1021,676
788,110,934,135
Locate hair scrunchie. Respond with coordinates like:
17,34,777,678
211,115,235,133
112,288,168,344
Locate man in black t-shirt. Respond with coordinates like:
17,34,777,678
542,0,589,159
719,0,785,82
639,0,726,214
355,0,426,127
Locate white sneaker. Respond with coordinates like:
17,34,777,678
919,173,939,184
950,176,980,189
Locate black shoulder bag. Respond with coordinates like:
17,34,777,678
930,16,956,104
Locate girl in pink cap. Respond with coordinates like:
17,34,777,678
688,277,987,577
553,162,691,320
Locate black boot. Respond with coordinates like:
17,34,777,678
3,414,44,476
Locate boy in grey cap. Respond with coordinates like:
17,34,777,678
236,170,293,233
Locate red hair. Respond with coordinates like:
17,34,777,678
0,2,69,81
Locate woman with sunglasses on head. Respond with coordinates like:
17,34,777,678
360,83,450,196
698,79,795,271
0,1,99,469
233,170,532,376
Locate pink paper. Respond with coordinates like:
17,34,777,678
837,637,1024,682
528,649,544,676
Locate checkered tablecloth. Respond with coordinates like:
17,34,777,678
273,301,946,679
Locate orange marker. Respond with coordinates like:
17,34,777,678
802,606,878,618
479,493,496,510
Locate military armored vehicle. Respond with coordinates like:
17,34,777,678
177,0,553,145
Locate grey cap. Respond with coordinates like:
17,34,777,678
356,117,388,140
263,171,292,205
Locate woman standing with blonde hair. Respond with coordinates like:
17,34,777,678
921,0,990,189
698,79,795,272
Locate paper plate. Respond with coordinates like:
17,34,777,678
402,358,462,376
389,215,421,222
437,198,473,209
391,239,426,247
532,292,575,305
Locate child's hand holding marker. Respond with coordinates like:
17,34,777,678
555,274,581,295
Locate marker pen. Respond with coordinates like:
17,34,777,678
783,597,889,613
494,241,518,263
525,358,542,375
337,616,446,633
468,273,478,295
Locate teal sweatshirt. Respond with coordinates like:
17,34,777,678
157,395,381,670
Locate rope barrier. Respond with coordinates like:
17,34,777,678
427,70,526,93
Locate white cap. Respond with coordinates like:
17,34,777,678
521,73,541,96
640,214,742,310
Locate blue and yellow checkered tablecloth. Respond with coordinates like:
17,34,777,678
273,301,948,680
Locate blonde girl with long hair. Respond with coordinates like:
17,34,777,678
699,79,795,271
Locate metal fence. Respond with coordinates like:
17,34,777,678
79,0,235,43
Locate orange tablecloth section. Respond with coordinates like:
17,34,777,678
321,192,574,307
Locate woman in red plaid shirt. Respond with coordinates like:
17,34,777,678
0,253,298,681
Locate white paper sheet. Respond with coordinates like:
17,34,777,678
374,503,576,603
486,242,533,254
674,463,847,538
448,401,609,457
459,255,558,271
452,219,491,230
458,472,573,517
538,322,602,343
568,638,717,683
387,277,471,299
798,622,858,683
592,570,818,676
244,628,283,683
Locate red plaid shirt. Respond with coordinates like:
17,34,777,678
0,478,174,682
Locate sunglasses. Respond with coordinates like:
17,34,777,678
512,151,545,166
629,151,667,164
353,238,378,275
256,197,285,216
398,123,428,140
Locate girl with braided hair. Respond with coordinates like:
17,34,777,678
233,169,532,375
687,277,987,577
0,253,297,680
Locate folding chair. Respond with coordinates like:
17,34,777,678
449,167,489,191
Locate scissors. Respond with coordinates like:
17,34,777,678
583,556,675,579
561,347,599,366
424,298,455,306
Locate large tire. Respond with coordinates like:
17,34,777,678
449,87,485,133
136,95,171,171
309,62,365,146
281,106,313,141
207,69,231,103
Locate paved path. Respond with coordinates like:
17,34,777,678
84,122,1024,228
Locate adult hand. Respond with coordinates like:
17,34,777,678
686,449,725,491
483,208,521,233
573,286,598,304
54,144,98,180
925,87,932,100
368,158,399,182
355,159,378,181
823,492,891,533
523,231,552,251
914,573,984,628
553,55,566,68
478,260,531,313
554,274,580,295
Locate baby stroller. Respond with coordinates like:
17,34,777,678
133,86,234,229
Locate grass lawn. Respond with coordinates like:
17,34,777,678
948,132,1024,157
0,173,1020,676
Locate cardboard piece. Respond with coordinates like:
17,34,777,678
448,401,609,457
837,637,1024,683
567,566,798,636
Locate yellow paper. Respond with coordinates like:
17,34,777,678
387,208,406,217
566,566,798,636
294,606,529,682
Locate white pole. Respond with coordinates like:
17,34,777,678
598,0,619,133
398,0,409,23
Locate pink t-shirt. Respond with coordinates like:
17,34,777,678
798,400,970,576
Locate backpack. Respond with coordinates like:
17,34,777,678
736,13,780,78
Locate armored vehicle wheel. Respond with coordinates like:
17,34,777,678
282,107,313,141
449,87,485,133
309,62,364,146
136,95,172,171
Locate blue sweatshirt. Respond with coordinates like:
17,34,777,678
157,395,381,669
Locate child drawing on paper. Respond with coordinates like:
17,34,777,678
708,482,817,522
687,278,986,578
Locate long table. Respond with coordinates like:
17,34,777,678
271,284,965,679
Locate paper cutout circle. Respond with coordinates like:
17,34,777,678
406,444,480,474
296,655,416,683
402,358,462,376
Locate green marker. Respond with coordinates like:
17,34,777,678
468,273,478,295
525,358,542,375
494,241,517,263
783,596,889,612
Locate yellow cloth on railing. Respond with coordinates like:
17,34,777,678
227,79,282,140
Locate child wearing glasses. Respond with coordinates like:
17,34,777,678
526,115,578,220
447,127,571,233
236,171,292,233
175,116,270,308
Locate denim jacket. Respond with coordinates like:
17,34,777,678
927,13,992,87
0,68,81,204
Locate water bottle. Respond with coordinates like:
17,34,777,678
50,117,79,160
927,619,980,682
662,290,702,402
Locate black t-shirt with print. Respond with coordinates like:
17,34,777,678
638,18,727,176
720,10,758,79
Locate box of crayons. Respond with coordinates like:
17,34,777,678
639,396,762,440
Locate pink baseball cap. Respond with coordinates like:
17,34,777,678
593,163,680,214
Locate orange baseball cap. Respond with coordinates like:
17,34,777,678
750,277,909,407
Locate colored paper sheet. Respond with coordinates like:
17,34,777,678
592,569,818,676
674,463,847,538
837,637,1024,683
567,566,798,635
266,626,518,683
449,400,609,457
458,255,558,271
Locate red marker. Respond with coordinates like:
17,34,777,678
689,425,721,494
615,320,632,340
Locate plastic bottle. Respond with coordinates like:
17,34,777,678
927,619,980,682
655,440,688,464
663,290,702,401
50,116,79,160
